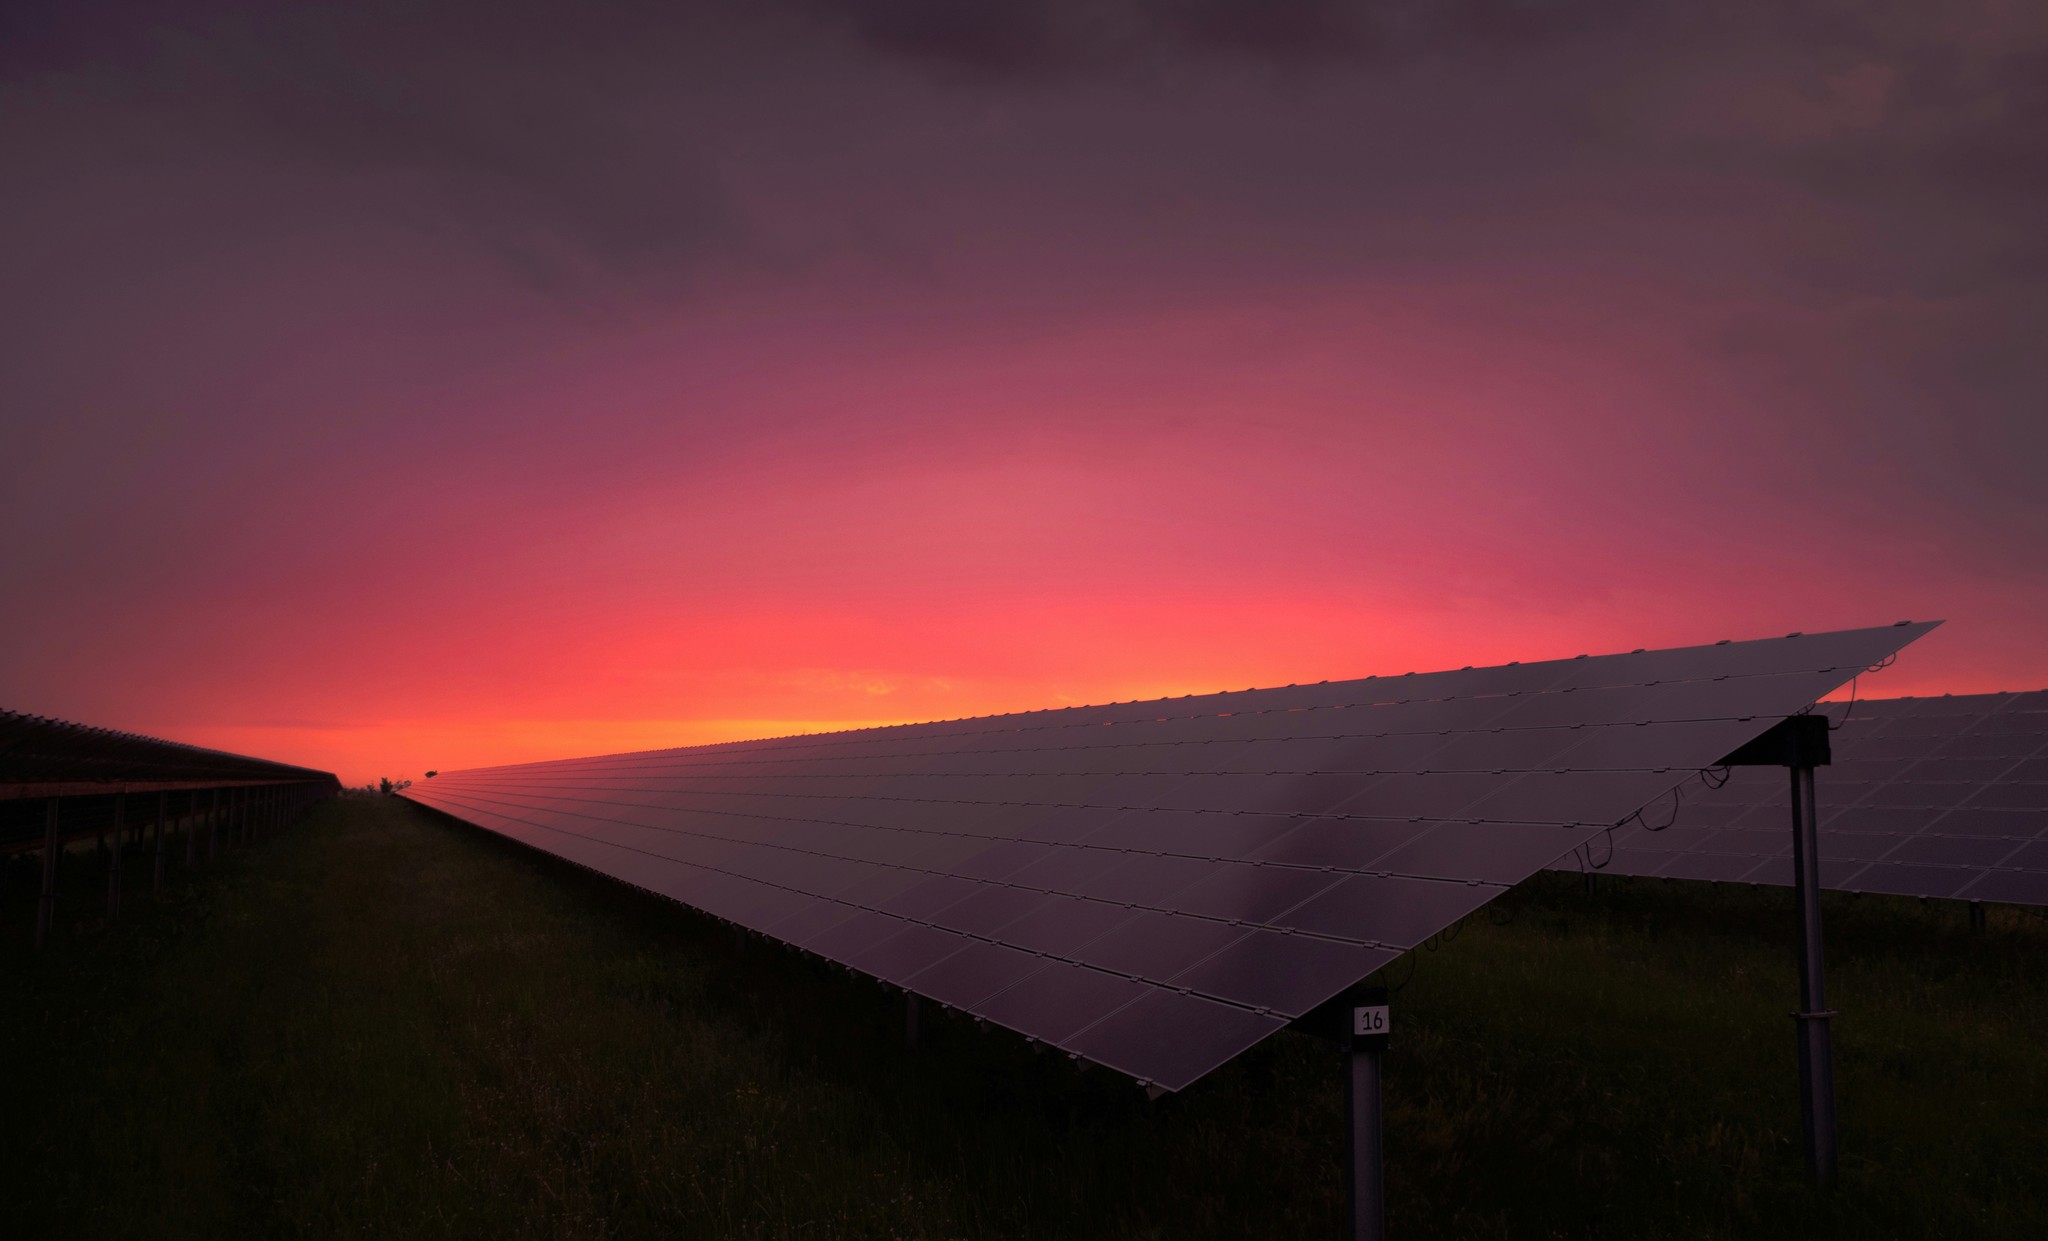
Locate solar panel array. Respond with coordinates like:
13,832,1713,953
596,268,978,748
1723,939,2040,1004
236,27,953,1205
1585,689,2047,906
404,623,1932,1092
0,707,337,798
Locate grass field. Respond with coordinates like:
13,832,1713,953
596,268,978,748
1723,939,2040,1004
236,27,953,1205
2,795,2043,1239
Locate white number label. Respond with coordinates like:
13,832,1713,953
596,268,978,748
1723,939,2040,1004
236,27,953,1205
1353,1005,1389,1037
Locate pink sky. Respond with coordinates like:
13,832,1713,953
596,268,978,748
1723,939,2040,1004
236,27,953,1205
4,1,2044,784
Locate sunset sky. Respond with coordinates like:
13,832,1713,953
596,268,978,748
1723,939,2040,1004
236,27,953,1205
4,1,2044,785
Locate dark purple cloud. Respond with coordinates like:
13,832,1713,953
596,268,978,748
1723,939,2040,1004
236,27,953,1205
799,0,1646,78
2,0,2044,777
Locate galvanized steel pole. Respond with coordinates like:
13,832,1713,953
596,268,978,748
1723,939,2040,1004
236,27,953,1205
1718,712,1839,1186
1346,987,1390,1241
153,791,166,893
1789,764,1838,1185
108,792,125,918
37,799,60,948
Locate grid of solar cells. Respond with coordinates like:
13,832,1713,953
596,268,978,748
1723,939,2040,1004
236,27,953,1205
1589,689,2047,905
405,623,1933,1091
1,707,337,797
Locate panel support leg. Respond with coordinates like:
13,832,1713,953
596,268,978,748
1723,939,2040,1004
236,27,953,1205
207,789,219,860
905,992,923,1050
108,793,125,919
1968,901,1986,934
37,799,60,949
1789,764,1837,1186
153,792,166,894
1345,987,1390,1241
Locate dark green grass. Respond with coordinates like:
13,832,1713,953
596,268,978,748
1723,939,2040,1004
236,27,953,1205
2,797,2042,1239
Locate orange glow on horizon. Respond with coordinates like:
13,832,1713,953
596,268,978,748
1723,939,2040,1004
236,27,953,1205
6,239,2038,787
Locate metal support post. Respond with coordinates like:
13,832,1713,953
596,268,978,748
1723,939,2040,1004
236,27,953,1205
37,799,61,949
1789,764,1837,1185
1719,712,1839,1186
1968,901,1986,934
108,793,125,919
905,992,923,1050
1345,986,1390,1241
184,792,196,866
153,792,166,893
207,789,219,860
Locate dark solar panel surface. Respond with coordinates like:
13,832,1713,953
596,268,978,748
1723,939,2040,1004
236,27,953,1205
1584,689,2048,905
404,623,1932,1091
1,708,337,796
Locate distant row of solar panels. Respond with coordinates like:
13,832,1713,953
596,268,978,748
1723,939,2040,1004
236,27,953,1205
1570,690,2047,906
405,623,1931,1093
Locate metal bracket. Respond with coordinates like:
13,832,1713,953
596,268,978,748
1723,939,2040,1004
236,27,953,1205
1718,714,1831,768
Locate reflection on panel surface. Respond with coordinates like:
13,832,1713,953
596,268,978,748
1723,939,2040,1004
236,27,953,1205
1574,689,2047,906
406,624,1930,1091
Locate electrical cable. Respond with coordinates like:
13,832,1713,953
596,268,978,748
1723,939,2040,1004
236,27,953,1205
1586,826,1616,870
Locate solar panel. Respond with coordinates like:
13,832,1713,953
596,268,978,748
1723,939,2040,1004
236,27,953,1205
404,623,1934,1091
0,708,337,800
1578,688,2048,905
